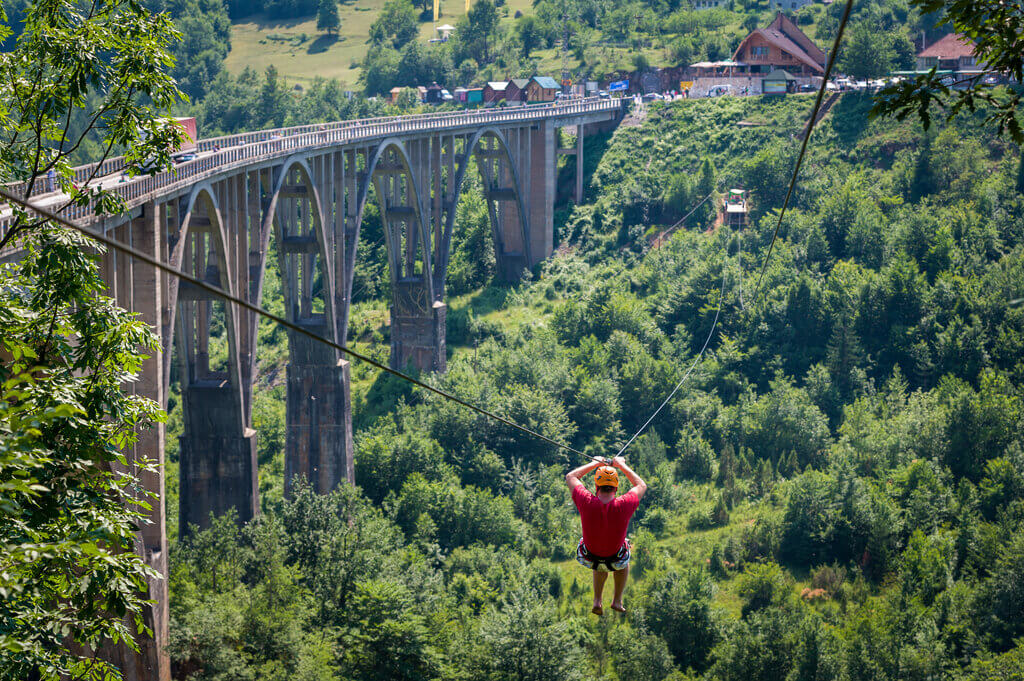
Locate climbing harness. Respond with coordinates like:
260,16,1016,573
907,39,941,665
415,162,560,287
576,539,631,572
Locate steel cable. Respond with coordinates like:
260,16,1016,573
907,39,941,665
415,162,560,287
612,0,854,456
0,186,594,461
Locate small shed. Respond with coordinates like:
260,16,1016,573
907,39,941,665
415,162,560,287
453,87,468,103
424,82,444,104
762,69,796,95
416,86,428,102
466,87,484,105
506,78,530,104
483,81,508,105
389,86,404,104
526,76,559,102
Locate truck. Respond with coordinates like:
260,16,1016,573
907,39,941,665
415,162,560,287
170,116,198,162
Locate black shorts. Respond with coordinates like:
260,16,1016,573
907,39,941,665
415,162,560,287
575,538,630,572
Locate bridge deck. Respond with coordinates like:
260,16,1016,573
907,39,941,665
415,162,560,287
0,97,621,235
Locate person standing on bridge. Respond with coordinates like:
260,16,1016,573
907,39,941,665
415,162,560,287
565,456,647,615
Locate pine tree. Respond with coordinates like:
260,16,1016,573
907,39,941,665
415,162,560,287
712,491,730,526
317,0,341,35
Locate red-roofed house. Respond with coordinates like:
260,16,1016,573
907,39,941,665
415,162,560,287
916,33,981,72
732,12,826,77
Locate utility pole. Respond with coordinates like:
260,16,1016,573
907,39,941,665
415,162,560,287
561,13,570,94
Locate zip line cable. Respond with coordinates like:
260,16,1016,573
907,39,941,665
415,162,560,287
612,234,732,458
0,186,599,462
652,189,718,245
749,0,854,305
2,4,852,465
612,0,854,456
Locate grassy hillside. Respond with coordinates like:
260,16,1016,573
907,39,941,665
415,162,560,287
224,0,538,87
220,0,838,88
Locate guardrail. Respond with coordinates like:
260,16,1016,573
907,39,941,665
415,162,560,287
5,97,618,202
1,97,622,237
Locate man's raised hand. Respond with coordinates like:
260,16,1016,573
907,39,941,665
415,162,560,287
611,456,627,469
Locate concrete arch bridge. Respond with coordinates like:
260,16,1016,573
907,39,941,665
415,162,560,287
1,97,622,681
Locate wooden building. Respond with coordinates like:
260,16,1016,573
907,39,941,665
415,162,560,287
732,12,825,77
916,33,981,73
526,76,559,102
483,81,508,105
505,78,530,104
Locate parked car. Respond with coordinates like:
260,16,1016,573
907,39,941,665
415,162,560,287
642,92,663,101
598,90,610,98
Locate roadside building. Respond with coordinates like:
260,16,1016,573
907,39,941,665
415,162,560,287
465,87,484,105
454,86,468,103
505,78,530,104
526,76,559,102
916,33,981,73
692,0,727,8
424,82,444,104
732,12,826,77
762,69,797,94
483,81,508,105
389,87,404,105
771,0,813,9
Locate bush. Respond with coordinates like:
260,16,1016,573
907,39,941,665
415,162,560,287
641,507,671,538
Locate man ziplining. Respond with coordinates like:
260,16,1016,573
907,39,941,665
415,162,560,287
565,456,647,615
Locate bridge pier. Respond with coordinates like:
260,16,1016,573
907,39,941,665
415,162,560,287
284,322,354,495
391,280,446,373
178,386,259,530
528,120,556,266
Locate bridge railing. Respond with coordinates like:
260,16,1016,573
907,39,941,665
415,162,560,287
5,97,616,201
1,97,623,235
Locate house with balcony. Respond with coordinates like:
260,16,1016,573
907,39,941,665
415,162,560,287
916,33,982,74
732,12,826,78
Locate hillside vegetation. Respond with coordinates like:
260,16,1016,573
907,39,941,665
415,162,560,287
166,93,1024,680
206,0,926,95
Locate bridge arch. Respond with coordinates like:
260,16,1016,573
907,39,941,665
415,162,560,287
249,155,351,496
345,139,444,372
440,127,531,286
168,182,255,533
254,155,338,339
352,138,434,297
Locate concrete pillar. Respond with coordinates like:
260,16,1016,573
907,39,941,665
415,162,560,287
178,384,259,531
497,148,529,281
107,202,171,681
528,120,555,266
575,124,584,204
284,319,354,495
390,280,445,373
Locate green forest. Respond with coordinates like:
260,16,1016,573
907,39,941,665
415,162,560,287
2,1,1024,680
159,92,1024,680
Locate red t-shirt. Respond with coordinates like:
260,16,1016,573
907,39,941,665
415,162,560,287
572,486,640,557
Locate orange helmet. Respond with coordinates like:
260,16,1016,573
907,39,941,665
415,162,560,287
595,466,619,488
